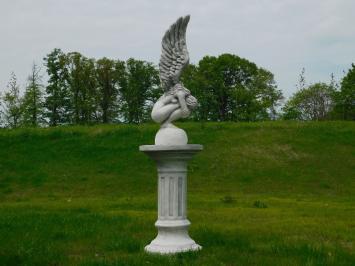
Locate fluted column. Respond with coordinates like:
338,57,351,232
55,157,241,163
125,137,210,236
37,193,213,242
140,145,202,254
157,161,187,220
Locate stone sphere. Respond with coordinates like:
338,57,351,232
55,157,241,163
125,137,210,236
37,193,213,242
155,127,188,145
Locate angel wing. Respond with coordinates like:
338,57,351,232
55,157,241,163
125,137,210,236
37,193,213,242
159,15,190,92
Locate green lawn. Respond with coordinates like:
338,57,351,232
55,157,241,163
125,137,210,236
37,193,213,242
0,122,354,265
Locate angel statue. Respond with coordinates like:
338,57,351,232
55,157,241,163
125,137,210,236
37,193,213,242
152,15,197,145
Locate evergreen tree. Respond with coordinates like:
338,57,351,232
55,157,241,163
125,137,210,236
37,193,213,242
1,72,22,128
22,63,44,126
334,64,355,120
0,92,3,127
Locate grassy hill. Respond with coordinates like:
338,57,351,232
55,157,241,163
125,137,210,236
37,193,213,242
0,122,354,265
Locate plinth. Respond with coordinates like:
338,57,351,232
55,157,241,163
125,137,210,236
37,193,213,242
139,144,203,254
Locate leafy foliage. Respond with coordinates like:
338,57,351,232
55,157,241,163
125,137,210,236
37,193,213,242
182,54,283,121
66,52,98,124
119,58,160,123
333,64,355,120
43,48,71,126
95,58,125,123
283,82,336,120
1,73,22,128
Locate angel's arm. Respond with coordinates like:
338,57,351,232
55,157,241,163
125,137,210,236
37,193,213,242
160,94,176,105
176,91,190,117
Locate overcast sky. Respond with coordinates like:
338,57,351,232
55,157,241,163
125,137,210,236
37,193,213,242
1,0,354,97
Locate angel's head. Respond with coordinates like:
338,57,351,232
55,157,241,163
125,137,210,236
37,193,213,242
186,95,198,110
168,83,197,110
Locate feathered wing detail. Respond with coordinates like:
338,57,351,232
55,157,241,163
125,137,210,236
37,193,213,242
159,15,190,92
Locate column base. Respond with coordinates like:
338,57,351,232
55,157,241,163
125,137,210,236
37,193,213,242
145,219,202,254
145,242,201,254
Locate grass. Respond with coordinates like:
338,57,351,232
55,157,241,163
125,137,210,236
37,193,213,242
0,121,354,265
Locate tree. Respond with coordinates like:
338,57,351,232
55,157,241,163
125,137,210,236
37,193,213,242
95,58,125,123
1,72,22,128
329,73,339,91
245,67,283,120
282,82,335,120
44,48,71,126
66,52,98,124
21,63,44,126
333,64,355,120
119,58,160,123
296,67,306,91
0,92,3,127
181,54,283,121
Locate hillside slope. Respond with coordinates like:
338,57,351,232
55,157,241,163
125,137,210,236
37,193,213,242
0,122,354,265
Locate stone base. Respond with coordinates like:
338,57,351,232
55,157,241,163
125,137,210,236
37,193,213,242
145,242,201,254
145,219,201,254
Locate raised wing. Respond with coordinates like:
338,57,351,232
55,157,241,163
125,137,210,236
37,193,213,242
159,15,190,92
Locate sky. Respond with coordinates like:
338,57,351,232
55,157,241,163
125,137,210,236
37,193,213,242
0,0,354,98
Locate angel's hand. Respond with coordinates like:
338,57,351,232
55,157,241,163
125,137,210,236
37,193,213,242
176,90,188,98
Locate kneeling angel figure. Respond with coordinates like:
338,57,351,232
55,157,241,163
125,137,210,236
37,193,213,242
151,15,197,128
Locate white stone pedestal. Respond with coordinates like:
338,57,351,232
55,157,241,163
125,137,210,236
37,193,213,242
139,144,203,254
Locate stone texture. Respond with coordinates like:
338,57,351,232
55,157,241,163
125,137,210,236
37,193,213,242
155,127,188,145
139,145,203,254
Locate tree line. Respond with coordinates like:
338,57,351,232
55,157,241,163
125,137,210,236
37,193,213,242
0,49,354,128
282,67,355,120
0,49,160,127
